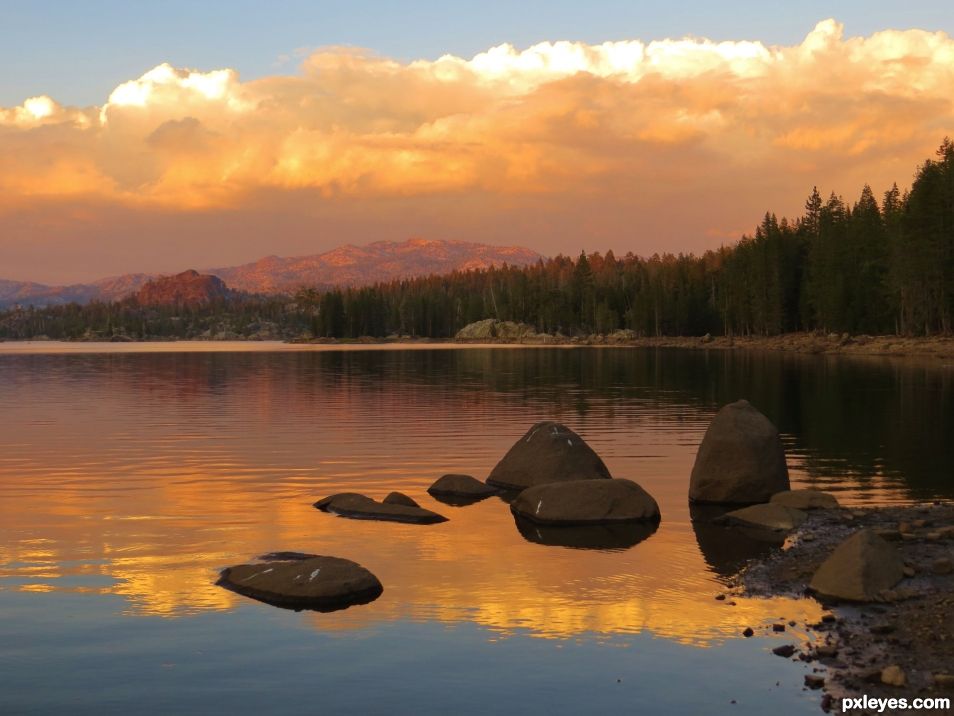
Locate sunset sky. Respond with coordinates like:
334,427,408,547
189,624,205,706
2,2,953,283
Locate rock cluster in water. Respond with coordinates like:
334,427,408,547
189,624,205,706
314,492,448,524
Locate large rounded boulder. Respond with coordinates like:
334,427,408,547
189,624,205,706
487,421,612,491
217,555,383,611
688,400,790,504
510,478,660,525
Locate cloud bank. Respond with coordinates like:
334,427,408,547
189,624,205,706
2,20,953,282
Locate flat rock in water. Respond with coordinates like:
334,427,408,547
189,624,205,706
688,400,790,504
382,491,419,508
510,478,660,525
217,555,383,611
718,503,807,532
427,474,497,498
809,529,905,602
487,421,612,491
770,489,840,510
315,492,447,524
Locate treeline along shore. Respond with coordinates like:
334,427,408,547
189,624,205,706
2,139,953,344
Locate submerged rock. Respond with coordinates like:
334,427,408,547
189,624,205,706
217,555,383,611
514,514,657,550
771,489,840,510
314,492,447,524
487,421,612,491
427,474,497,499
688,400,790,504
510,478,660,525
718,503,807,533
809,529,904,602
382,491,419,508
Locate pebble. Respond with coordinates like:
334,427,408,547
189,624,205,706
912,519,928,528
772,644,796,658
815,645,839,658
715,594,726,601
881,665,906,687
903,566,916,577
933,558,953,575
772,623,786,632
934,673,954,687
805,675,825,689
743,627,754,637
899,521,912,534
926,532,942,541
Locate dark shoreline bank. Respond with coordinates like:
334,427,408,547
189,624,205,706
717,502,954,710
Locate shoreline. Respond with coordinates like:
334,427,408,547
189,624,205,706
2,332,954,359
719,501,954,709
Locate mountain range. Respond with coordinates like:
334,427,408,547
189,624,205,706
0,239,542,308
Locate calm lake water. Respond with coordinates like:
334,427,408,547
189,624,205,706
1,343,952,715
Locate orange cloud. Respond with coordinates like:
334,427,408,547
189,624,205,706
1,19,953,281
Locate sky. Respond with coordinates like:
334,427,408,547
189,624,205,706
1,2,953,283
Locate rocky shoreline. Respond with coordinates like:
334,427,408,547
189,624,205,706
722,502,954,709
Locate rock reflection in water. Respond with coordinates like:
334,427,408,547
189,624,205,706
690,504,780,579
513,514,658,551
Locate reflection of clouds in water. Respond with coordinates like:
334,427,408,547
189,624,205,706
0,346,946,642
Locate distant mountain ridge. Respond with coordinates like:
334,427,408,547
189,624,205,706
0,239,542,308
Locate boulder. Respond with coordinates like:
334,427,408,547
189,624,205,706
487,421,612,491
771,489,839,510
382,491,419,508
455,319,497,340
809,529,905,602
718,503,807,533
510,478,660,525
217,555,383,611
314,492,447,524
428,474,497,499
688,400,790,504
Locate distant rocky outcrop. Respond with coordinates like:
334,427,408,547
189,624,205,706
688,400,790,504
216,554,383,611
134,270,231,307
486,421,612,491
510,478,660,525
314,492,447,524
809,529,905,602
455,319,538,341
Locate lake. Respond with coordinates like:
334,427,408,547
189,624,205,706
1,343,952,715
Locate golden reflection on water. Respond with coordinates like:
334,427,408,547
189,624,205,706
2,344,939,645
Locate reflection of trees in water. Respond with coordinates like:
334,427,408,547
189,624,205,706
8,347,951,498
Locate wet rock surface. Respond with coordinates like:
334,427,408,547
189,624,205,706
717,503,807,533
217,555,383,611
734,502,954,706
770,489,840,511
688,400,790,504
314,492,448,524
427,474,497,500
382,491,420,508
510,478,660,525
486,421,612,491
